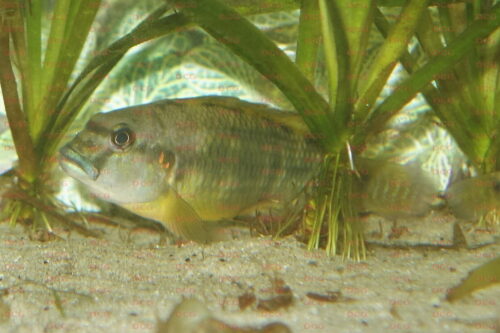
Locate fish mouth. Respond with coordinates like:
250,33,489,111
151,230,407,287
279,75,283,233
59,145,99,181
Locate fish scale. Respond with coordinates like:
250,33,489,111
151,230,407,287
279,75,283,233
173,103,313,218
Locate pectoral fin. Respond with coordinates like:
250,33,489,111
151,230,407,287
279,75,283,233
122,189,228,243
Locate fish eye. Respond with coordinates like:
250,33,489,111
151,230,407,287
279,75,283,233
111,126,134,149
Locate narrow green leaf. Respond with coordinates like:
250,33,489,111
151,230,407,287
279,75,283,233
55,0,102,90
478,10,499,121
37,0,71,131
296,0,320,82
9,5,29,114
334,0,376,90
168,0,341,151
355,0,431,119
318,0,340,109
484,132,499,172
64,0,85,42
0,19,37,182
25,0,42,123
318,0,351,131
35,0,101,142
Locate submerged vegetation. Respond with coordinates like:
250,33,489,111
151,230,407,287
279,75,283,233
0,0,498,262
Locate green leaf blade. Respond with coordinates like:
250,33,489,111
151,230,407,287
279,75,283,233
318,0,351,133
24,0,42,124
296,0,320,82
335,0,376,90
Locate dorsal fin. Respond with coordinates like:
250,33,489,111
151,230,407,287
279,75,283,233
174,96,312,135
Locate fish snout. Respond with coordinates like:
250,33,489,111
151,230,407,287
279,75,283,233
59,145,99,181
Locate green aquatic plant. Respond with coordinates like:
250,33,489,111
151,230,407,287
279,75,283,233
166,0,498,258
0,0,498,258
0,0,189,233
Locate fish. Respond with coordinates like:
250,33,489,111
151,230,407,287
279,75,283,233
59,96,322,243
355,158,442,220
445,172,500,222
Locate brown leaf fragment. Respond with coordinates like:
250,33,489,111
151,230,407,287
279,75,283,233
238,292,256,310
257,278,294,312
257,289,293,311
257,293,294,312
306,291,355,303
306,291,341,303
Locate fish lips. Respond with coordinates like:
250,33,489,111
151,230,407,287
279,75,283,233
59,145,99,181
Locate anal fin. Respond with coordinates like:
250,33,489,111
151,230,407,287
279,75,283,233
122,189,229,243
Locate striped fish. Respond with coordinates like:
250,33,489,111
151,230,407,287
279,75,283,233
59,96,322,242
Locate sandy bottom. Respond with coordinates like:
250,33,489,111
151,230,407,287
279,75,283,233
0,222,498,333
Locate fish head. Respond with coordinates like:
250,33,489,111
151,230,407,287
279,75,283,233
59,107,173,204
